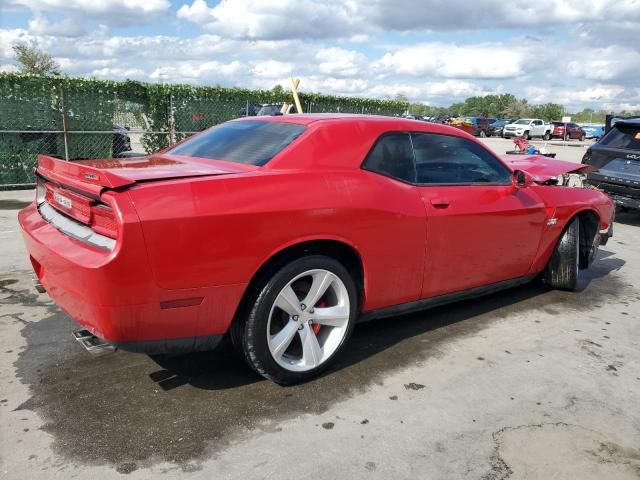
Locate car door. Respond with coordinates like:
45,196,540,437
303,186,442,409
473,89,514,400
531,120,542,137
411,132,548,298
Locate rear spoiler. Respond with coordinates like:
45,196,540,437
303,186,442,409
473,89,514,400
37,155,135,194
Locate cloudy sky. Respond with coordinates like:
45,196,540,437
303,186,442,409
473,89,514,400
1,0,639,110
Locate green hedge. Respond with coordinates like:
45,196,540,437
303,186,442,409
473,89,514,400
0,73,408,186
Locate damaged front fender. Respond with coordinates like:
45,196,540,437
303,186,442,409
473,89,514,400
500,154,592,185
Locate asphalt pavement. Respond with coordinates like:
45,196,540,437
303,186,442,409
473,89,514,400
1,139,639,479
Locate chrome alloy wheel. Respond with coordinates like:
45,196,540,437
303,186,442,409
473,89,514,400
267,269,350,372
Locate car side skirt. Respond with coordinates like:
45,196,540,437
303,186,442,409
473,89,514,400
358,274,538,323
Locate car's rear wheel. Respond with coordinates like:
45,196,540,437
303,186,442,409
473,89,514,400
236,255,357,384
564,133,570,141
544,217,580,291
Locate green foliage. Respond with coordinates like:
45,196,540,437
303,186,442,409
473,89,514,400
12,43,61,76
570,108,607,124
0,73,409,185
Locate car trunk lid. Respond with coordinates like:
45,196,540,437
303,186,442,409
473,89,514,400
35,154,257,249
37,154,258,191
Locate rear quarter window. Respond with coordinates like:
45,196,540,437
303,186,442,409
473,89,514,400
599,125,640,150
167,121,306,165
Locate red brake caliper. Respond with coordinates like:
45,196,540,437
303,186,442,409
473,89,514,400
312,301,324,334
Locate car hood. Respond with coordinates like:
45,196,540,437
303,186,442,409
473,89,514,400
499,155,591,182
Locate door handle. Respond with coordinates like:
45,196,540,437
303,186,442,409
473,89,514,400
430,198,450,207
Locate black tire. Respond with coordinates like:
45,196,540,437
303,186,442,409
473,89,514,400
236,255,357,385
579,134,585,142
523,131,530,140
564,133,570,141
543,131,551,141
544,218,580,291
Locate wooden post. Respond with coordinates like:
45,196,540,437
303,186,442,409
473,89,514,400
290,77,302,114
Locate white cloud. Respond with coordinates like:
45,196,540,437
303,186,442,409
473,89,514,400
315,47,367,77
566,46,640,82
2,1,640,111
28,14,85,37
373,43,527,79
177,0,361,40
251,60,294,79
6,0,170,26
0,64,20,73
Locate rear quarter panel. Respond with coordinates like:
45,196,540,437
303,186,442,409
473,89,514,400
128,169,427,311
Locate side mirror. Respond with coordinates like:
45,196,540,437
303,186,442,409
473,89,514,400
512,169,534,189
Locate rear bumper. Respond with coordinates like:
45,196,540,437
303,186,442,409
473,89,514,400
18,202,245,353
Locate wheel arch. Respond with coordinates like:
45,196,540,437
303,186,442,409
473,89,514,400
231,237,367,331
567,208,600,269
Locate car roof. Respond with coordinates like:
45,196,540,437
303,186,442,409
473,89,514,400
231,113,436,127
614,119,640,127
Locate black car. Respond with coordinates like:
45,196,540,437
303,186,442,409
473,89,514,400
488,119,513,137
112,124,131,156
583,120,640,210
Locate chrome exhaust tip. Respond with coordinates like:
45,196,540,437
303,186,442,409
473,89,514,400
32,276,46,294
73,329,117,356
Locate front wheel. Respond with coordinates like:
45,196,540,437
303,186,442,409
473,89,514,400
479,130,487,138
543,131,551,140
522,131,530,140
236,255,357,384
544,218,580,291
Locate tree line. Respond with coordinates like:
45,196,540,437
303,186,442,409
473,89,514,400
400,93,638,124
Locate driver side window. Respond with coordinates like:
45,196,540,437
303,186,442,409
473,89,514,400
411,133,511,185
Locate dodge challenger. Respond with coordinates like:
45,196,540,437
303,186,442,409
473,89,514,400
19,114,614,384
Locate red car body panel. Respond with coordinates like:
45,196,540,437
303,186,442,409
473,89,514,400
18,115,614,351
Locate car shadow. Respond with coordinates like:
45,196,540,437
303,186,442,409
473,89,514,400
148,251,626,392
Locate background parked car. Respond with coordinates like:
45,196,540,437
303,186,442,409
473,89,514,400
580,124,605,139
488,119,514,137
112,124,131,156
503,119,552,140
257,104,297,116
450,117,491,137
583,119,640,211
551,122,586,141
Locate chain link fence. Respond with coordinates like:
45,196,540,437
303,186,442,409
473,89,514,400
0,76,406,189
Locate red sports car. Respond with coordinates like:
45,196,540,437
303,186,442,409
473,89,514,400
19,115,614,384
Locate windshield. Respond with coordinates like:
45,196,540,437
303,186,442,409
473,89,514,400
166,121,306,166
513,119,531,125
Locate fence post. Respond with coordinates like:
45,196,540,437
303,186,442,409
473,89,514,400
246,99,249,116
60,87,69,161
168,91,176,145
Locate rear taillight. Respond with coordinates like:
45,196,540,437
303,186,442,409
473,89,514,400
90,204,118,239
44,183,93,223
39,179,118,240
